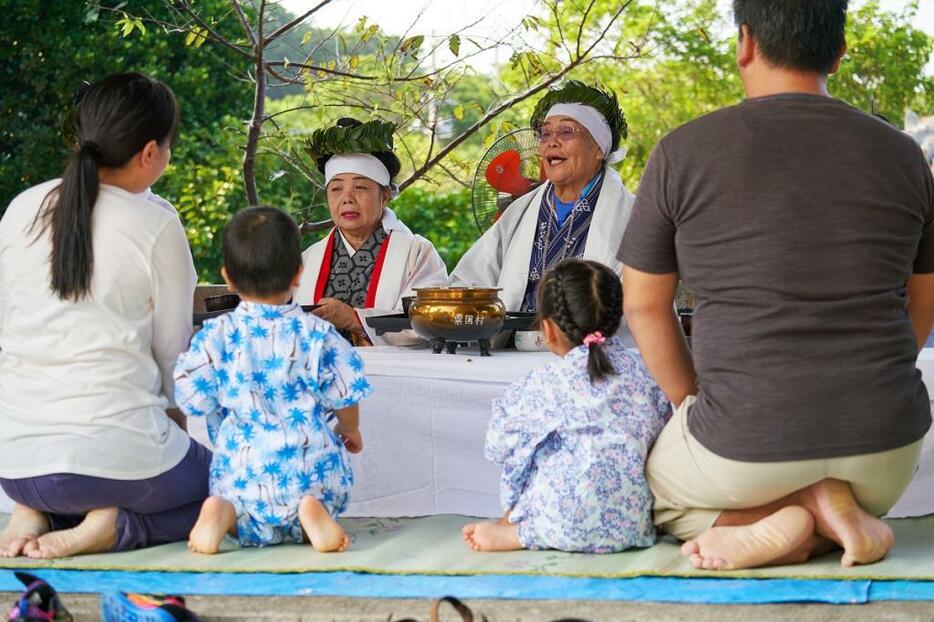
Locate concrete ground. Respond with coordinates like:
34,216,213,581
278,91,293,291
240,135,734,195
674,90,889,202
3,593,933,621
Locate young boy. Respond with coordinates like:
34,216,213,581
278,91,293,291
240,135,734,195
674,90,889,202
174,206,372,554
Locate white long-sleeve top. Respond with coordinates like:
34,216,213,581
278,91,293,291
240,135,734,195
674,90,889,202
0,180,194,479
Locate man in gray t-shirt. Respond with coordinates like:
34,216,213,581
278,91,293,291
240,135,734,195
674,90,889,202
620,0,934,571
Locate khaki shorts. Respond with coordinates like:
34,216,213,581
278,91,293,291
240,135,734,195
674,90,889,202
647,396,924,541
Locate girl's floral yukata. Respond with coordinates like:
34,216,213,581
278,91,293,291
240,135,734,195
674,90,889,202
174,302,372,546
487,337,671,553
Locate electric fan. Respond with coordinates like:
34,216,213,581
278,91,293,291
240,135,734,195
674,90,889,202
471,128,542,235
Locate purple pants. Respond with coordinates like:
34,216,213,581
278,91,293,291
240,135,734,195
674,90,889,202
0,439,211,551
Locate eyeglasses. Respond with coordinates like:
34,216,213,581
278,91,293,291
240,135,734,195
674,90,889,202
537,126,582,144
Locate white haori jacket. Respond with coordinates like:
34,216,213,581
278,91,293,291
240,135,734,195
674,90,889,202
450,168,636,345
294,207,449,346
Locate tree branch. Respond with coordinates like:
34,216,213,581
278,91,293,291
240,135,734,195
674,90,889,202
231,0,257,47
582,0,634,60
436,161,472,190
242,0,266,205
264,62,304,85
174,2,253,58
264,101,397,122
265,0,333,45
265,60,386,81
575,0,598,60
547,1,574,61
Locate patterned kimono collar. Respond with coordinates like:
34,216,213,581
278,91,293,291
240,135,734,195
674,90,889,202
325,225,388,308
235,301,303,320
520,170,605,311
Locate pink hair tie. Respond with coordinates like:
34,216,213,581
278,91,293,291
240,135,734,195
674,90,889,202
583,331,605,346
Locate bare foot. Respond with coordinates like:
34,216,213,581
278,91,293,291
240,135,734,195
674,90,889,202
462,521,523,552
299,496,349,553
681,506,815,570
0,504,50,558
27,507,117,559
802,479,894,567
188,496,237,555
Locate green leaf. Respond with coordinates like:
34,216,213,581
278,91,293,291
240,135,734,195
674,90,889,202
400,35,424,56
364,24,379,41
301,31,313,46
305,119,398,161
448,34,460,57
116,13,146,38
453,104,464,121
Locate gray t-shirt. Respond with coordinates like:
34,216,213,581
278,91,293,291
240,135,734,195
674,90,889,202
619,93,934,462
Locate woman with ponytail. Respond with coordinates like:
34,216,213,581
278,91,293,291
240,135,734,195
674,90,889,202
0,73,210,559
463,259,671,553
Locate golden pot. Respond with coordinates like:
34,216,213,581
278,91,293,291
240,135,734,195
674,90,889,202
409,287,506,343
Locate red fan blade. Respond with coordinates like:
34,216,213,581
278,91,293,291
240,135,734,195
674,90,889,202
485,150,535,196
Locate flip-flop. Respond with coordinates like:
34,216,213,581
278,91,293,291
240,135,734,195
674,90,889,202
392,596,490,622
6,571,73,622
100,592,201,622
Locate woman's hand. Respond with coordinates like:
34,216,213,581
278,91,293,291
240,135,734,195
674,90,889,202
335,423,363,453
166,407,187,432
313,298,361,332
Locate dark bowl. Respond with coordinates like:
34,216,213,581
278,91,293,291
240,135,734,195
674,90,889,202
204,293,241,312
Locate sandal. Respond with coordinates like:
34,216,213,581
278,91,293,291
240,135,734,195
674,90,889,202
6,571,73,622
100,592,201,622
391,595,489,622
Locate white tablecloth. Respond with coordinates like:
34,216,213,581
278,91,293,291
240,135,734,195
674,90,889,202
342,347,553,518
889,350,934,518
2,346,932,519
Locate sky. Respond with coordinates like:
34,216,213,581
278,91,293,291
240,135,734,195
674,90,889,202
281,0,934,40
278,0,934,76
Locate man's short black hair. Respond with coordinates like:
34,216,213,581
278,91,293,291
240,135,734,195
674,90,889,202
223,206,302,297
733,0,848,75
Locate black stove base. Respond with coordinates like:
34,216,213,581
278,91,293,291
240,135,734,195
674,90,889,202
430,338,492,356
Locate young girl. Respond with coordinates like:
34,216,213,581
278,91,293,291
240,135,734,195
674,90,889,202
174,206,372,554
463,259,671,553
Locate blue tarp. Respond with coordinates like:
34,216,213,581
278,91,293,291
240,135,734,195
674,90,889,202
2,569,933,603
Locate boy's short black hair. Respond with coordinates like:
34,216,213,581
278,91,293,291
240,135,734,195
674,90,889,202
733,0,847,75
222,206,302,297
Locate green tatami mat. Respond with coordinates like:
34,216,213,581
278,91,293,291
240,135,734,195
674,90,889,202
1,514,933,580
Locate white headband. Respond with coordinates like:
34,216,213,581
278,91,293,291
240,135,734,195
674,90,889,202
545,103,627,164
324,153,391,187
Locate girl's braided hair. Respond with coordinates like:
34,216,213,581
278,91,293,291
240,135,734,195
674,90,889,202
536,259,622,383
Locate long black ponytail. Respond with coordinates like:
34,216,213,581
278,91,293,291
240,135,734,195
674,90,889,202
536,259,623,383
38,73,179,301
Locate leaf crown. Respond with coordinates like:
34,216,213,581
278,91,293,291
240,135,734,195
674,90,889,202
530,80,628,151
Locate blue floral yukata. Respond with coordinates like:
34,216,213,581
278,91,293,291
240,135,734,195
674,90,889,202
487,337,671,553
174,302,373,547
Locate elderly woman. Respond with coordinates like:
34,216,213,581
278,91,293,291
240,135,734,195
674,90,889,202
451,81,634,319
294,118,448,345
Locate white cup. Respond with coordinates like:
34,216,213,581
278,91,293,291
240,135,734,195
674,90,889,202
515,330,548,352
